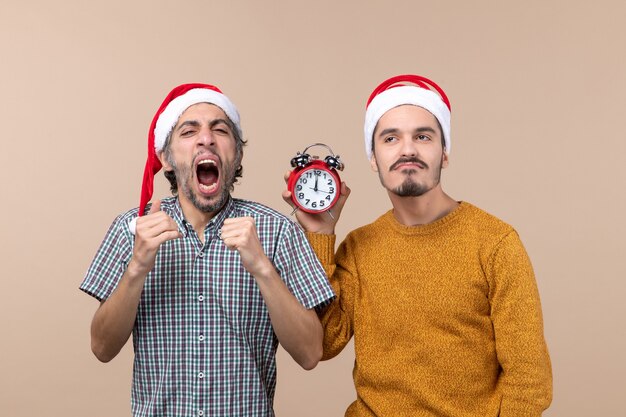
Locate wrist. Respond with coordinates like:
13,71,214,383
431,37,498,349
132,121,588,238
315,225,336,234
250,257,276,280
125,258,151,283
299,221,336,235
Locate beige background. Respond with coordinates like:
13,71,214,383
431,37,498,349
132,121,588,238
1,1,624,415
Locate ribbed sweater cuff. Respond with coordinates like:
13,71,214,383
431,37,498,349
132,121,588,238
305,232,336,265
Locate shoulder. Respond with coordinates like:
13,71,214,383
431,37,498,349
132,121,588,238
457,203,527,261
458,202,516,239
232,198,290,220
343,210,392,244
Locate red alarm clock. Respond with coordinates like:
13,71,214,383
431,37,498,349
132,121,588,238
288,143,344,214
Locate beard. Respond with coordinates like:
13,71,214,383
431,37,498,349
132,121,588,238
393,175,432,197
168,152,239,213
380,156,443,197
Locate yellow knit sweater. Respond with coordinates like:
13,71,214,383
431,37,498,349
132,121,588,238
307,202,552,417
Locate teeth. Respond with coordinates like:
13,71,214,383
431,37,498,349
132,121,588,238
199,183,218,192
198,159,216,166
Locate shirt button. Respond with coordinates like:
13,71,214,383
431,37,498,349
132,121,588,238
198,334,205,342
197,294,204,302
198,372,205,379
198,411,204,416
197,251,204,258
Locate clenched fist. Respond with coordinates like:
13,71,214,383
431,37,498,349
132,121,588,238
220,217,272,278
130,200,182,276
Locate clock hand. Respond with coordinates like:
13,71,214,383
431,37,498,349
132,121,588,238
314,176,319,192
309,187,332,194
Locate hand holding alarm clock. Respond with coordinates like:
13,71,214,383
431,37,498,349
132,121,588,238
287,143,345,216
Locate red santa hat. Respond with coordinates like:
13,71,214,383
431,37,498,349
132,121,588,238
138,82,241,217
364,74,451,159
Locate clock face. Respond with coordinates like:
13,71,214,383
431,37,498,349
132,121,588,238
292,166,339,213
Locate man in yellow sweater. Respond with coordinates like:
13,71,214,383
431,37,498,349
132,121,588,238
283,74,552,416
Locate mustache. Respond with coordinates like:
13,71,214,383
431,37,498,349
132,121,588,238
389,157,428,171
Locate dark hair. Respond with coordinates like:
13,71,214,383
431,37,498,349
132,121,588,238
162,117,246,195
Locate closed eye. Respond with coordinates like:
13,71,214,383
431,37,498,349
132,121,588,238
209,119,232,136
213,127,229,135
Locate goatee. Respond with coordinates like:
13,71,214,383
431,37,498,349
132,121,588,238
393,178,430,197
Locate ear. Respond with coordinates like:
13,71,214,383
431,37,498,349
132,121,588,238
370,154,379,172
441,150,450,169
158,151,172,171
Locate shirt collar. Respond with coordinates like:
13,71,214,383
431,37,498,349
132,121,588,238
170,196,236,238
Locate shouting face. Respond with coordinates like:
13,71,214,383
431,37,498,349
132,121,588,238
160,102,242,215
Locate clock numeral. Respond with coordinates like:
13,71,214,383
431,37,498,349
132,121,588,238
314,170,321,176
301,178,308,184
325,195,331,200
296,184,302,191
320,200,325,207
298,192,304,199
305,199,310,205
312,202,317,208
329,187,335,193
327,179,333,185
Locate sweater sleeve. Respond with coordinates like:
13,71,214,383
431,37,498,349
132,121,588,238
487,230,553,416
306,232,357,360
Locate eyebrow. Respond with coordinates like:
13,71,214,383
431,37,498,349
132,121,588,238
175,120,200,132
377,126,438,138
175,118,231,132
208,118,231,130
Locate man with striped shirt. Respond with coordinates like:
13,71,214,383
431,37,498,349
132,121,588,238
81,83,334,416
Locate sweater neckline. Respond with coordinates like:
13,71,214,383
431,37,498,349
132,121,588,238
382,201,470,235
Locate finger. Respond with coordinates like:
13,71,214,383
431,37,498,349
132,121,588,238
283,170,293,183
222,217,255,228
219,219,242,240
221,235,239,250
221,218,253,237
131,200,163,235
341,182,351,197
137,220,180,240
148,199,161,214
333,182,351,212
153,229,183,245
137,214,180,238
218,227,237,240
137,211,176,232
282,189,296,208
220,217,258,241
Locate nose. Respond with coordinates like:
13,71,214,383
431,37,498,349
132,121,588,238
400,137,417,157
197,126,215,148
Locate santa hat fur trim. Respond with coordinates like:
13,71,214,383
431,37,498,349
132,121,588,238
364,74,451,159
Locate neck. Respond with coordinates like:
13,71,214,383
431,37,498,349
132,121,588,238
178,195,223,241
388,184,458,226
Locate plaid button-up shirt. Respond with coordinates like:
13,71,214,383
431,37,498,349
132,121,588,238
81,197,334,417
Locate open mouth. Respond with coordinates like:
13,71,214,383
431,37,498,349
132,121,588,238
196,159,219,194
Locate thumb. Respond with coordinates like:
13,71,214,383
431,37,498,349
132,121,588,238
148,199,161,214
283,170,293,184
334,182,351,211
282,189,296,209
